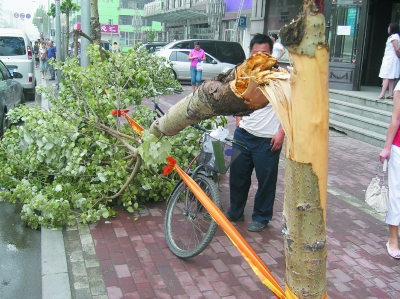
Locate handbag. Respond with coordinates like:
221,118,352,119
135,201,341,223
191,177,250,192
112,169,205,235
365,160,389,213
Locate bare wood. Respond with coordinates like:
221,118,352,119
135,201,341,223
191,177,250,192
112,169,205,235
279,0,329,297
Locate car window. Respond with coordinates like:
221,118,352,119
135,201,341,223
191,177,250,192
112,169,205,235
168,51,177,61
205,54,214,64
173,51,189,62
0,62,11,80
0,36,26,56
171,42,190,49
215,42,245,65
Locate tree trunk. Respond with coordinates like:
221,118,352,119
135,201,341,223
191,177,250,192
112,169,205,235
90,0,101,47
279,0,329,297
149,55,290,137
65,13,70,61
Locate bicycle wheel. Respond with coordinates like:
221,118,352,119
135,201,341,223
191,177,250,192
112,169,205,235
164,174,221,258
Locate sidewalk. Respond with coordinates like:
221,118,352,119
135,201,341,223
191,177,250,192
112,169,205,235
44,85,400,299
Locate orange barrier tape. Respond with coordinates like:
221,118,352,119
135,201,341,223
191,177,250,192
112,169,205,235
172,163,286,299
111,109,144,136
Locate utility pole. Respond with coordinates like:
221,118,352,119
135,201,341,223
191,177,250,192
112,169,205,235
81,0,91,67
109,19,113,44
55,0,61,84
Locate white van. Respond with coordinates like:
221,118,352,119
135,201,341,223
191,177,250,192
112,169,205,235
0,29,36,101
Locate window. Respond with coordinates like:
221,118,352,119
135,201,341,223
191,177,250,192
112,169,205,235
174,51,189,62
120,15,133,26
0,37,26,56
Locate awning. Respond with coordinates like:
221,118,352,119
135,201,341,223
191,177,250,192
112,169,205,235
143,8,207,23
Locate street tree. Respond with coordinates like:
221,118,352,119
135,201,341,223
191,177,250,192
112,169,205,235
33,5,49,38
60,0,81,60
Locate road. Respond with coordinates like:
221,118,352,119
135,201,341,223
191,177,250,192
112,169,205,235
0,201,41,299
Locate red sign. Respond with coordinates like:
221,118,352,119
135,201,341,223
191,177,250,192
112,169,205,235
74,23,119,34
101,24,118,34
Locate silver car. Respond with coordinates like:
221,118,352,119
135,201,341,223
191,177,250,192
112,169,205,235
0,29,36,101
156,49,235,81
0,60,24,137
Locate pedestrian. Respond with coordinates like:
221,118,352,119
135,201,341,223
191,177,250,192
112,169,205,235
38,42,48,79
111,42,120,53
379,81,400,259
47,40,57,80
225,34,285,232
188,41,206,92
377,23,400,100
33,41,39,68
270,33,286,62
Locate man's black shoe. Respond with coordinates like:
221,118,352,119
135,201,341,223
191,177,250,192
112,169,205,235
224,212,244,222
49,78,55,81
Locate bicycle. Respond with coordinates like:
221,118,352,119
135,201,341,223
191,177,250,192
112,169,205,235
163,123,245,258
116,87,244,258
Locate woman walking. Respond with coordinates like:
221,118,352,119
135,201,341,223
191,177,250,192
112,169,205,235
377,23,400,100
270,33,286,62
379,81,400,259
38,42,48,79
188,41,206,92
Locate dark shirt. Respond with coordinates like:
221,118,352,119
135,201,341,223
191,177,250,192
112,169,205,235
47,46,56,59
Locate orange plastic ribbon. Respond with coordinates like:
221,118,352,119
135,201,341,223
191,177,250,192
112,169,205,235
172,162,286,298
111,109,144,136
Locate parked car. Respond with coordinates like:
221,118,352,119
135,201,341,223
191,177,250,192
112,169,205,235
0,28,36,101
156,49,235,81
139,42,169,53
0,60,25,137
162,39,246,65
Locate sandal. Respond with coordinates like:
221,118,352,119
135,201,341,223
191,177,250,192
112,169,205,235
377,95,385,100
386,95,393,99
386,242,400,259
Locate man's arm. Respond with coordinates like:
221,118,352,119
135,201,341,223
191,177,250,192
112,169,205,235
270,127,285,152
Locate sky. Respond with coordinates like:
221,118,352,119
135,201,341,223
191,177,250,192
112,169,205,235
4,0,50,39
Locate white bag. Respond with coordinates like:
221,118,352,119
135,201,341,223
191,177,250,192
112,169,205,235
202,126,229,153
196,61,203,71
365,160,389,213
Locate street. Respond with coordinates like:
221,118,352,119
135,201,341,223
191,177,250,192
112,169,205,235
0,201,41,299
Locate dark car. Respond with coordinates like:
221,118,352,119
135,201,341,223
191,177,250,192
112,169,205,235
0,59,24,137
139,42,169,53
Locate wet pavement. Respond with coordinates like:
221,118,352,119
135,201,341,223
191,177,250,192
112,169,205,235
0,202,41,299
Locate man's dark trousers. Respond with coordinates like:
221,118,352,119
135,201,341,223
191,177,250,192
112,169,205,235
227,127,281,225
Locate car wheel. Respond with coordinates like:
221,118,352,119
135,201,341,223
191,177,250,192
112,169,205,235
172,70,177,80
0,110,8,139
21,92,26,105
24,88,36,102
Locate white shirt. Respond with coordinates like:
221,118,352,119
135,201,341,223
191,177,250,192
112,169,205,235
272,42,284,59
239,105,281,138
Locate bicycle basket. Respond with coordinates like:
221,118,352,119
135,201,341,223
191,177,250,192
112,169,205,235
198,134,241,174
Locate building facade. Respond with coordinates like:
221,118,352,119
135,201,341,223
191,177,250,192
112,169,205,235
70,0,162,52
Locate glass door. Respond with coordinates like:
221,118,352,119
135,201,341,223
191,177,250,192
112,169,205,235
328,0,363,64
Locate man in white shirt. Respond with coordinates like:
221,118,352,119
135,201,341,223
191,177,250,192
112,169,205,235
225,34,284,232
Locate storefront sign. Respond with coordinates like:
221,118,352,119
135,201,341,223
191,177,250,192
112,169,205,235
101,24,119,34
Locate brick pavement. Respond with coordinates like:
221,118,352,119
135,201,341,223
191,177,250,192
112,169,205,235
65,86,400,299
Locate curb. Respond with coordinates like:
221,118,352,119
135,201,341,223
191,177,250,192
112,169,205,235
40,77,72,299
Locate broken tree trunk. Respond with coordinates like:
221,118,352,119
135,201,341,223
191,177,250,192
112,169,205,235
149,53,290,137
278,0,329,298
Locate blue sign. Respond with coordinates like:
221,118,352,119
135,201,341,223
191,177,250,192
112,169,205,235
238,16,247,28
26,14,31,19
